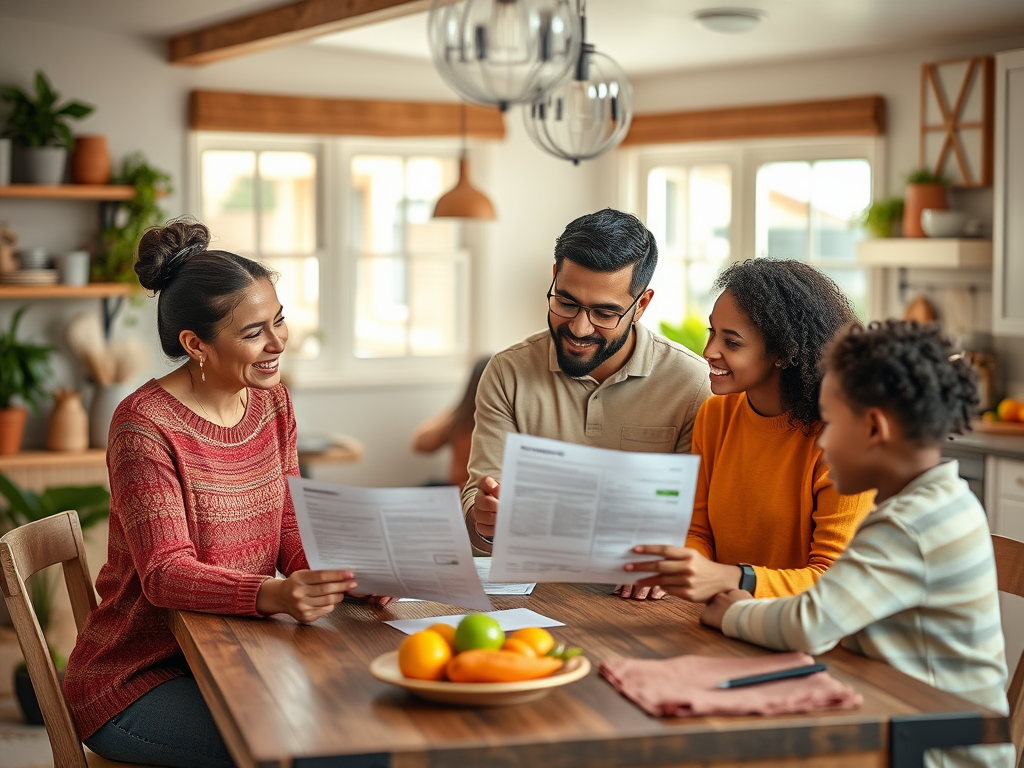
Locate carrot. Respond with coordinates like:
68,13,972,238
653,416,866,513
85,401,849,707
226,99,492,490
446,649,564,683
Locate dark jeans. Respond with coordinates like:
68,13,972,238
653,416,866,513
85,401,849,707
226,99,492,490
84,676,235,768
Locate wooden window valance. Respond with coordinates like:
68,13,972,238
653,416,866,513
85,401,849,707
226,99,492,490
621,95,885,146
189,90,506,140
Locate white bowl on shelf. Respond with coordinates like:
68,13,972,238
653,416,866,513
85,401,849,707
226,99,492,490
921,209,969,238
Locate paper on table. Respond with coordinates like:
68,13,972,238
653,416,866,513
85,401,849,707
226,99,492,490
287,477,492,611
385,608,564,635
475,556,535,595
490,433,699,584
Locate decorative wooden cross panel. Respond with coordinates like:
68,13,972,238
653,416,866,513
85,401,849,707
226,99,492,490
920,56,994,188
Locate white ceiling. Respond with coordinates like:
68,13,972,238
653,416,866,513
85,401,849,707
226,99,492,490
1,0,1024,76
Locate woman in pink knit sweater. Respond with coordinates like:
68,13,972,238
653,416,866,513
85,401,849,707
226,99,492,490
63,220,361,768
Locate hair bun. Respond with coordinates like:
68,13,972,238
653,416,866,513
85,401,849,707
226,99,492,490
135,219,211,292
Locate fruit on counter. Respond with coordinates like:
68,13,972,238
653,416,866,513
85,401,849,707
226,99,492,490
501,637,538,657
996,398,1024,423
398,629,453,681
454,613,505,652
446,649,564,683
508,626,556,657
427,623,458,651
546,644,584,660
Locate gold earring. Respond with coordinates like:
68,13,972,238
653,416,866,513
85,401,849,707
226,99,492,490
200,357,205,382
775,361,782,368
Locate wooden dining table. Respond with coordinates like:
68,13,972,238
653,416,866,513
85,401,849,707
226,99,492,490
169,583,1010,768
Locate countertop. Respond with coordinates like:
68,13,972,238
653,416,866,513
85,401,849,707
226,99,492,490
945,430,1024,462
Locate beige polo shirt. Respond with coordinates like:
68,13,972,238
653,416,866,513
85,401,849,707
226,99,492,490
462,322,712,552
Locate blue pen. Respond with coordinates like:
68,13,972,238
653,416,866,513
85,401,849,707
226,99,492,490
716,662,827,689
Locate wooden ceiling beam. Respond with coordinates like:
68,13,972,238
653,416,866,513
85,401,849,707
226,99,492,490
169,0,430,66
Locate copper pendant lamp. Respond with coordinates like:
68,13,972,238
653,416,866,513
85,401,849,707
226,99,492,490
434,103,497,220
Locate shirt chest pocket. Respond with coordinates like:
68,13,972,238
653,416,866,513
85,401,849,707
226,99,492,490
620,425,678,452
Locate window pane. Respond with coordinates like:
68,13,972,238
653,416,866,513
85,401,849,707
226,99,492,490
409,257,463,356
258,152,317,255
810,159,871,260
756,161,810,259
201,150,256,254
351,156,404,254
263,256,320,359
406,157,459,254
355,256,408,358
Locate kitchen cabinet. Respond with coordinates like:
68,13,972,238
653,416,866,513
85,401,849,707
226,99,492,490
993,48,1024,334
985,455,1024,678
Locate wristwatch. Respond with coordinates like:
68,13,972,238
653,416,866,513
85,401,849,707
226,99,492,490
738,564,757,593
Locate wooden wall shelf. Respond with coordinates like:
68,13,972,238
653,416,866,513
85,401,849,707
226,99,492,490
0,184,135,201
856,238,992,268
0,449,107,471
0,283,135,300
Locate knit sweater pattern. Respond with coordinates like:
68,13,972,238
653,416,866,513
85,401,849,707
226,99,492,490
63,379,309,739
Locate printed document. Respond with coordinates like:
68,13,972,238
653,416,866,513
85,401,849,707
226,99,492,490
489,434,699,584
288,477,492,611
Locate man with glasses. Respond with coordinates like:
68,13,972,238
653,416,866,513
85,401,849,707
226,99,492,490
462,209,712,598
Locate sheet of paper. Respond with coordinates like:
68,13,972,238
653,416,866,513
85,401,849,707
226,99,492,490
288,477,492,611
384,608,564,635
475,556,536,595
489,433,699,584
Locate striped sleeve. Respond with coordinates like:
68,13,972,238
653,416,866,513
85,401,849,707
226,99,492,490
721,516,926,655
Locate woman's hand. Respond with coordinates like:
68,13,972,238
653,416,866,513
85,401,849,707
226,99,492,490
612,583,667,600
624,545,744,603
700,589,753,629
256,569,357,623
347,593,396,606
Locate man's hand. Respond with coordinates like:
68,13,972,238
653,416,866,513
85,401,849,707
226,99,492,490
472,476,500,539
256,569,356,623
613,584,667,600
700,589,753,630
624,545,745,603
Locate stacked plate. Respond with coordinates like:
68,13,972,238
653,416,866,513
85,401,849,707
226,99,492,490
0,269,60,285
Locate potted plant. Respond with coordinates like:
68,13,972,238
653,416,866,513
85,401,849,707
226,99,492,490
0,306,53,455
0,71,94,185
861,197,905,238
660,314,710,356
0,471,110,724
903,168,949,238
92,152,173,284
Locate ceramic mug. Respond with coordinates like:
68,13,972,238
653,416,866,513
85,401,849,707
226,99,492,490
60,250,90,286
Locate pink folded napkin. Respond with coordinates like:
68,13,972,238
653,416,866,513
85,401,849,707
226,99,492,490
599,652,862,717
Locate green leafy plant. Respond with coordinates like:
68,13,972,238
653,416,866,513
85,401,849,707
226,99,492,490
906,167,949,185
861,197,904,238
660,315,709,356
0,71,93,149
0,472,110,637
93,152,173,284
0,306,53,414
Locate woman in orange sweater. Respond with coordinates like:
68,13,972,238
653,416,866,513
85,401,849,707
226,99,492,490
623,259,875,601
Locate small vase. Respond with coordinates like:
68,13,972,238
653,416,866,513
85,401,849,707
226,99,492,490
89,383,131,449
903,183,948,238
0,406,28,455
71,135,111,185
48,389,89,451
22,146,67,185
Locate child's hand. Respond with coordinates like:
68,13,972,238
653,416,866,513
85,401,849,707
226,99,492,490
624,545,745,603
700,589,753,630
612,583,667,600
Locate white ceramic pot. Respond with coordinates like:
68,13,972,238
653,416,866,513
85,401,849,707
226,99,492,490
22,146,67,185
921,208,969,238
89,383,131,448
59,250,91,286
0,138,11,186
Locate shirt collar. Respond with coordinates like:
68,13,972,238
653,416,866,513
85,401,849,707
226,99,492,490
546,321,655,381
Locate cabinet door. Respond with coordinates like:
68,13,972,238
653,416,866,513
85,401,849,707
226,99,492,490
997,497,1024,679
994,49,1024,335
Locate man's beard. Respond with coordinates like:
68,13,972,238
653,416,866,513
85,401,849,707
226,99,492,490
548,316,634,378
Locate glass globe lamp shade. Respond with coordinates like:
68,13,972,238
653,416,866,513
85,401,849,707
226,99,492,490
524,45,633,164
428,0,582,111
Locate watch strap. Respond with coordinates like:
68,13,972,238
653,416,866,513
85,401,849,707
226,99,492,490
738,563,757,593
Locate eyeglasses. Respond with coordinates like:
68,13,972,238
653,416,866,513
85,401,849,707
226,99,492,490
546,277,645,330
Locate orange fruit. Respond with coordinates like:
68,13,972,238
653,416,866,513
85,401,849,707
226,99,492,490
982,410,998,423
501,638,538,657
997,399,1021,422
427,623,457,651
398,630,452,681
1015,403,1024,424
508,627,556,657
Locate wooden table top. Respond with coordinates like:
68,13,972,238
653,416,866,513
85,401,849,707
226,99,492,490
170,584,1010,768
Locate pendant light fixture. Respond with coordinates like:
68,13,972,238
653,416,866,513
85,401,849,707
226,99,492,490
427,0,582,112
523,0,632,165
434,103,497,219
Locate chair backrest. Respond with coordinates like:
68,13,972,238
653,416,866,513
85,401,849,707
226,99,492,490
0,510,97,768
993,533,1024,768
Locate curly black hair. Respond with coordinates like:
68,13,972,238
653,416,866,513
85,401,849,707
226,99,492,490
712,258,856,434
823,320,979,441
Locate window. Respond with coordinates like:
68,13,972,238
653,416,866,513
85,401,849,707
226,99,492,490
192,134,467,381
637,138,881,330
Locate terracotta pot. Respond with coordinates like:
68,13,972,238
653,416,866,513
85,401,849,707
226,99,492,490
71,135,111,185
48,389,89,451
0,406,28,455
903,183,948,238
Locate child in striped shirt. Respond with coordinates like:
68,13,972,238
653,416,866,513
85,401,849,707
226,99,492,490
698,320,1012,768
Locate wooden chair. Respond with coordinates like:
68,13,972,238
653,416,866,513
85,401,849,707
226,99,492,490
993,533,1024,768
0,510,145,768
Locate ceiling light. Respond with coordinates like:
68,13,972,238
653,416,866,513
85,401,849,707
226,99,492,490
434,103,496,219
694,8,764,34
